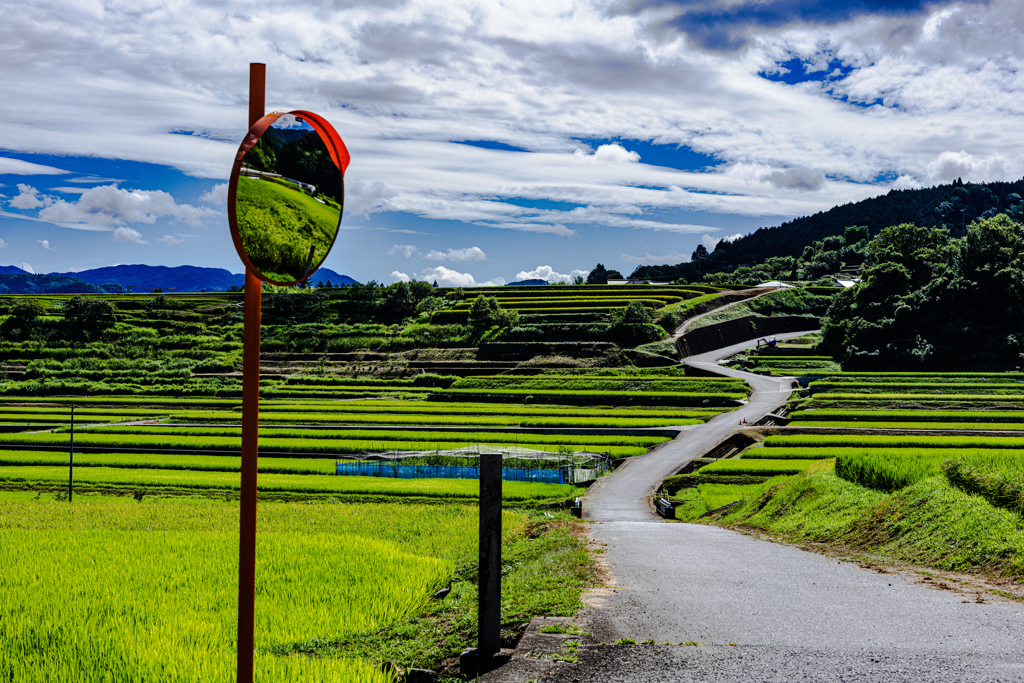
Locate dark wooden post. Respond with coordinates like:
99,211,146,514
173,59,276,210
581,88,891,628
478,451,502,653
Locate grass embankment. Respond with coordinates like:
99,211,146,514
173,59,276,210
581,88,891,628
679,461,1024,582
0,495,594,680
235,176,340,283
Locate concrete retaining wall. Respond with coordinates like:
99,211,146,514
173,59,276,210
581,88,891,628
676,315,819,358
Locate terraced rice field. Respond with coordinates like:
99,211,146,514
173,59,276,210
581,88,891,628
0,496,519,681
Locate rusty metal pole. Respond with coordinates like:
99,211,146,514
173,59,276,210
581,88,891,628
236,61,265,683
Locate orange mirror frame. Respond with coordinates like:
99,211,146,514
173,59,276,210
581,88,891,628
227,110,351,285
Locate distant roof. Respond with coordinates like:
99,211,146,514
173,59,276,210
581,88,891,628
756,280,796,289
835,279,858,288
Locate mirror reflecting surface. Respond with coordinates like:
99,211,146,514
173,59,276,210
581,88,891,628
234,114,343,284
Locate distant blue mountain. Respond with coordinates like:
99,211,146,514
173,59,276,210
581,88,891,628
0,265,31,275
0,272,111,295
43,264,358,293
505,278,550,286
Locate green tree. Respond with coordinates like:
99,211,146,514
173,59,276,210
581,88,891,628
586,264,609,285
63,296,116,341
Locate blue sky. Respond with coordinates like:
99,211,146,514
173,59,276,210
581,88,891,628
2,0,1022,285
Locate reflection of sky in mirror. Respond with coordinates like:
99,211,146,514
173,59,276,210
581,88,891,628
271,114,315,132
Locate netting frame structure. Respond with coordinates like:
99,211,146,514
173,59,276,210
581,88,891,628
335,444,612,485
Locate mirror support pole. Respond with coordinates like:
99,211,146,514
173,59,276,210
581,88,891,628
237,62,265,683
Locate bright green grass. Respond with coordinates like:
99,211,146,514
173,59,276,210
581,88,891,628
71,425,670,448
0,466,579,502
943,452,1024,516
235,175,340,283
810,382,1024,394
789,421,1024,431
834,451,947,492
174,411,714,428
811,393,1024,402
1,531,428,681
714,465,1024,577
789,409,1024,422
0,450,336,475
0,433,652,457
0,497,522,682
697,458,816,477
431,388,745,406
764,434,1024,449
696,478,789,511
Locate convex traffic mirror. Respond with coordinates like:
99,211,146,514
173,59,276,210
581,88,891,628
228,110,350,285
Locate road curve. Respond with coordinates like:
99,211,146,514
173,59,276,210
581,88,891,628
555,331,1024,681
583,331,813,522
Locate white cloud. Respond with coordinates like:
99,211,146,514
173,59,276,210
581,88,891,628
420,266,479,287
198,183,229,205
424,246,487,262
0,238,8,248
112,227,148,244
514,265,589,284
37,185,213,229
2,0,1024,269
703,233,743,251
925,151,1013,184
574,143,641,164
19,262,34,274
9,185,53,210
345,179,399,217
157,234,186,246
390,270,411,283
762,167,826,192
621,252,689,265
0,158,70,176
388,244,420,258
37,239,55,251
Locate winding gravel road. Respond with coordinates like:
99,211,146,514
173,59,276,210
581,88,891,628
549,333,1024,682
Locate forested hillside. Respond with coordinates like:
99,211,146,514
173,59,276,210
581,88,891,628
820,215,1024,368
630,177,1024,281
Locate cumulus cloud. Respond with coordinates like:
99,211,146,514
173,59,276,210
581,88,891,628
702,233,743,251
514,265,589,284
157,234,186,246
421,266,479,287
37,239,55,251
390,270,411,283
621,251,689,265
19,262,34,274
112,227,147,244
574,143,641,164
424,246,487,262
10,185,53,210
0,238,8,248
198,183,229,205
925,151,1012,184
345,179,399,217
37,185,213,229
388,244,420,258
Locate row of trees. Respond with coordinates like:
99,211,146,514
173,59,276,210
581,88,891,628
1,297,116,342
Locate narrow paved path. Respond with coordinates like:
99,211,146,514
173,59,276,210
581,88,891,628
583,331,808,522
559,332,1024,682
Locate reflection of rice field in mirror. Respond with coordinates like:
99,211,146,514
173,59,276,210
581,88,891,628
236,118,342,284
